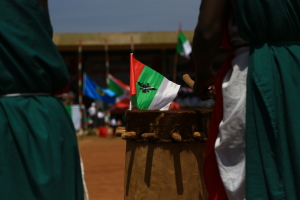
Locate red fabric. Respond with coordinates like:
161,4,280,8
113,98,130,108
98,126,108,137
204,53,233,200
203,11,234,200
169,102,181,110
108,73,130,108
108,73,130,90
130,54,145,96
53,81,70,96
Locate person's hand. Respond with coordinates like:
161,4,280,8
193,71,215,100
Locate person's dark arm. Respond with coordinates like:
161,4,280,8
37,0,50,18
192,0,229,99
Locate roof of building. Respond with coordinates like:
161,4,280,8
53,31,194,51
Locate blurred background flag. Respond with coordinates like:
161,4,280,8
130,54,180,110
65,105,81,131
83,73,116,104
107,73,130,108
176,31,192,59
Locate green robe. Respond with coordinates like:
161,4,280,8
0,0,84,199
235,0,300,199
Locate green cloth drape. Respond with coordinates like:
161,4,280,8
236,0,300,199
0,0,84,199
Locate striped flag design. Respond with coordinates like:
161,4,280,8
130,54,180,110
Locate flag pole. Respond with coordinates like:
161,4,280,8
130,36,135,54
173,53,178,82
78,40,90,199
129,51,134,110
105,38,110,85
173,23,183,83
78,40,83,105
78,40,84,134
104,39,110,112
129,37,135,110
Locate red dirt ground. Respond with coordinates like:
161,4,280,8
78,136,126,200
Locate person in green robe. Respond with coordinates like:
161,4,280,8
193,0,300,199
0,0,84,199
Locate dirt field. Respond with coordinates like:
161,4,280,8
78,136,126,200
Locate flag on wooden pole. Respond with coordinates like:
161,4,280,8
176,30,192,59
130,54,180,110
83,74,116,104
108,73,130,108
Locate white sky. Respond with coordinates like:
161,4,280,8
48,0,201,33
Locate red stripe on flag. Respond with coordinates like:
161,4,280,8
130,54,145,96
108,74,130,90
53,81,70,96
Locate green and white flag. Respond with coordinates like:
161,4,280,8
130,54,180,110
176,31,192,59
65,105,81,131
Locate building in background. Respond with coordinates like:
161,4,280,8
53,31,228,108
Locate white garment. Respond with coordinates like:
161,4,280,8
88,106,96,116
214,47,249,200
110,118,117,126
97,111,104,119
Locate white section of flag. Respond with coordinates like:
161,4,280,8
148,77,180,110
180,40,192,59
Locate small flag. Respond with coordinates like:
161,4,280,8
130,54,180,110
176,31,192,59
83,74,116,104
108,74,130,108
65,105,81,131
